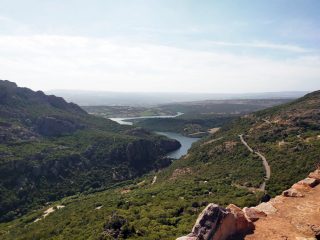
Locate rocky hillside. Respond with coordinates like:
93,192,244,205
0,80,180,222
0,89,319,240
177,167,320,240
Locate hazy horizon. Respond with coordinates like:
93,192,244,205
48,88,310,95
0,0,319,93
47,88,308,106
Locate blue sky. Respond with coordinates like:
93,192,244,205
0,0,319,92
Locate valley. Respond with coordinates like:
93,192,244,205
1,2,319,239
1,81,319,240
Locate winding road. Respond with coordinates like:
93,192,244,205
239,134,271,191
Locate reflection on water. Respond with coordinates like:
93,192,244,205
109,112,183,126
155,131,200,159
109,112,200,159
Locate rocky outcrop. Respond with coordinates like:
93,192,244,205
245,169,320,240
177,204,254,240
177,168,320,240
309,168,320,181
242,207,266,222
294,177,319,188
282,188,304,197
283,170,320,197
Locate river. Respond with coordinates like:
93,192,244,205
109,112,183,126
155,131,199,159
109,113,200,159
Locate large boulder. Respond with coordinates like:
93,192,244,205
253,202,277,215
282,188,304,197
177,203,254,240
292,177,319,191
298,177,319,188
308,169,320,182
243,207,267,222
226,204,255,234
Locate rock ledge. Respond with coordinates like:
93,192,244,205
177,168,320,240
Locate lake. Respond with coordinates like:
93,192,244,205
109,113,200,159
155,131,200,159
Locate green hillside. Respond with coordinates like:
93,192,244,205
0,80,180,222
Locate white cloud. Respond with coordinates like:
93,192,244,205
0,35,319,93
0,15,32,34
208,41,312,53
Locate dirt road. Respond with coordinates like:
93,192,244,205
239,134,271,191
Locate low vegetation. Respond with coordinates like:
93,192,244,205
82,106,175,118
134,114,236,137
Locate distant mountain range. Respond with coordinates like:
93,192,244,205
47,89,309,106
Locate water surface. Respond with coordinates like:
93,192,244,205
109,112,200,159
109,112,183,125
155,131,200,159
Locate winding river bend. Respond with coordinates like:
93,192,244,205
155,131,199,159
109,112,183,126
110,113,200,159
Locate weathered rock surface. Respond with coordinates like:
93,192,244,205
309,169,320,182
282,188,304,197
297,177,319,188
245,168,320,240
226,204,254,236
245,184,320,240
243,207,267,222
177,203,254,240
253,202,277,215
177,168,320,240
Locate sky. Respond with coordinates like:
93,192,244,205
0,0,319,93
